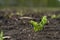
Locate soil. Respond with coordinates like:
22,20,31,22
0,9,60,40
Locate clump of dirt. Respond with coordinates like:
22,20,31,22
0,9,60,40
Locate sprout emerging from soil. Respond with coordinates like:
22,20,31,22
51,14,60,19
0,31,4,40
30,16,47,32
51,14,57,19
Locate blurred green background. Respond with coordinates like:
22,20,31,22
0,0,60,7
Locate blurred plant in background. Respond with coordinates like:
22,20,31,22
0,0,60,7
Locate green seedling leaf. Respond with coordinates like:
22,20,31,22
39,16,47,25
51,15,57,19
39,16,47,31
51,14,60,19
30,20,39,32
0,31,4,40
30,16,47,32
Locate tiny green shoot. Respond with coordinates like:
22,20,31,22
51,14,57,19
30,16,47,32
30,20,38,32
51,14,60,19
39,16,47,31
0,31,4,40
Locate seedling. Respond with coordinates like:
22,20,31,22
51,14,57,19
0,31,4,40
51,14,60,19
39,16,47,31
30,16,47,32
30,20,38,32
